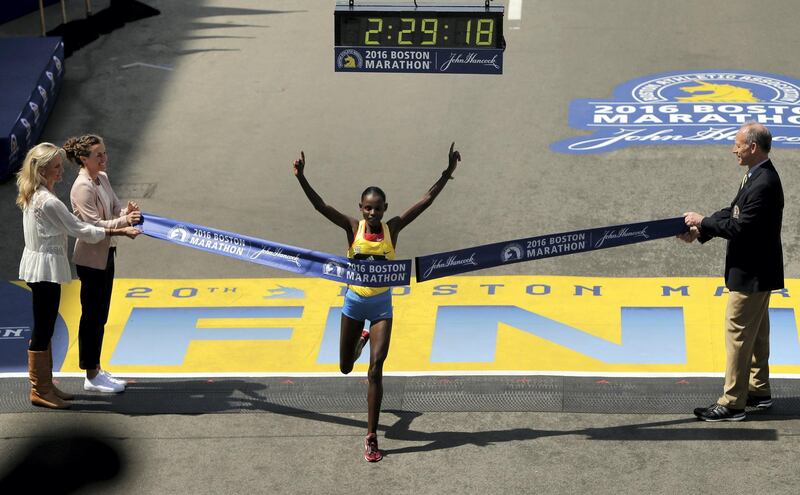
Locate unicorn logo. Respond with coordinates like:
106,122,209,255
29,102,40,123
19,118,32,141
323,260,346,278
38,86,48,107
676,81,758,102
45,71,56,90
168,225,190,243
501,243,524,263
343,55,357,68
9,134,18,162
336,49,363,70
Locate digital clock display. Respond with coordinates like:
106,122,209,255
335,5,504,49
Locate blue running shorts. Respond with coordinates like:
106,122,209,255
342,289,393,322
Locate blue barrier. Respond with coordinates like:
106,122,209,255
0,37,64,181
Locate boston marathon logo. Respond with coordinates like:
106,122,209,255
46,71,56,91
188,229,247,255
323,260,347,278
8,134,18,163
336,49,363,70
19,118,32,143
52,55,63,76
325,258,407,284
168,225,190,243
501,243,524,263
168,224,247,256
29,102,40,124
552,70,800,154
38,86,48,108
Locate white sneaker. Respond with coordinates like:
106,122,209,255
100,370,128,387
84,372,124,393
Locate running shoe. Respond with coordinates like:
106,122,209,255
693,403,745,422
364,433,383,462
746,395,773,409
354,330,370,361
84,372,124,393
100,369,128,387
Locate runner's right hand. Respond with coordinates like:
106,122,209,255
293,151,305,177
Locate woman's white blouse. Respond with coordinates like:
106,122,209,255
19,187,106,284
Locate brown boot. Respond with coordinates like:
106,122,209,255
28,350,70,409
47,344,74,400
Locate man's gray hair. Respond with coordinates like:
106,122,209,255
742,121,772,153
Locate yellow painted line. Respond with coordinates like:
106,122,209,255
11,276,800,375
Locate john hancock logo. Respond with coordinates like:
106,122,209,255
336,49,363,70
552,70,800,154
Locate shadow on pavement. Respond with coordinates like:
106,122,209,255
381,411,778,456
0,426,124,494
48,0,161,58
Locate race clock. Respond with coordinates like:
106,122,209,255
334,4,505,75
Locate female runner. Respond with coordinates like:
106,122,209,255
293,143,460,462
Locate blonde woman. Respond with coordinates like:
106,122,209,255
64,134,140,394
16,143,139,409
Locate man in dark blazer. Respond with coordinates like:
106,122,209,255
681,121,784,421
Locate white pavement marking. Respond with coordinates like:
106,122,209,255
3,371,800,379
120,62,174,71
508,0,523,20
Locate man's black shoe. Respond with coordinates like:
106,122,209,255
694,403,745,422
746,395,773,409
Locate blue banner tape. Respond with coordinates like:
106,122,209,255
139,213,412,287
415,217,689,282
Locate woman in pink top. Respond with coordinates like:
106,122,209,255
65,134,141,394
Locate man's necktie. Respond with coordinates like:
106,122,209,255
740,173,749,190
